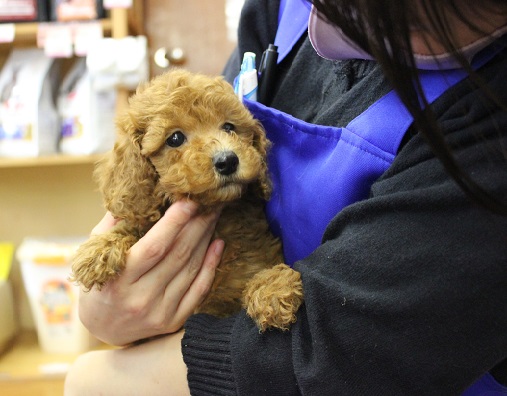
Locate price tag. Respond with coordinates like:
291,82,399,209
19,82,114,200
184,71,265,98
0,24,15,43
103,0,133,9
43,25,73,58
74,22,103,56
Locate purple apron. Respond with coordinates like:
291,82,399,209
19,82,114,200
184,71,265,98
245,1,506,393
245,64,482,265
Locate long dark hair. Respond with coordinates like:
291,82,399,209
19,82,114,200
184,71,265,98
310,0,507,215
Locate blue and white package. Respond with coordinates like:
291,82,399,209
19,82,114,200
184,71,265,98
234,52,257,101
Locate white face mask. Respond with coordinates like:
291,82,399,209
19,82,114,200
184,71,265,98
308,5,507,70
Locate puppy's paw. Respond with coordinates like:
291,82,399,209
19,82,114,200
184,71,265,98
243,264,303,332
70,233,137,291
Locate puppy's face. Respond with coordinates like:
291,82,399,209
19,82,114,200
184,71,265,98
128,70,268,207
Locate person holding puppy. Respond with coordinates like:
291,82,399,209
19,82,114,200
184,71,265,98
65,0,507,395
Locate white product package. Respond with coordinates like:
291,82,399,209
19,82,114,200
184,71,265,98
0,48,60,157
17,237,99,354
86,35,149,91
58,58,116,155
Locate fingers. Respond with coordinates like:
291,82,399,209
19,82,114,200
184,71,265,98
169,238,225,327
91,212,119,235
138,208,220,292
124,200,220,285
125,200,200,278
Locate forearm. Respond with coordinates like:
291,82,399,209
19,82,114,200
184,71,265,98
65,331,189,396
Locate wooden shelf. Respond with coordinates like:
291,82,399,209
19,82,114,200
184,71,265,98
0,153,104,169
4,19,113,44
0,331,79,381
0,331,111,396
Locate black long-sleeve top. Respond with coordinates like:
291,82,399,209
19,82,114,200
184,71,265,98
182,1,507,394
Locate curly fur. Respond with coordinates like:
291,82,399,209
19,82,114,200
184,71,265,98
70,69,303,331
243,264,303,332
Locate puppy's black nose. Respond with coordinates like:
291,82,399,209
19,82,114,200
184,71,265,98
213,151,239,176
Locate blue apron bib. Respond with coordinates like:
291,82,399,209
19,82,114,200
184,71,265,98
246,1,506,393
245,64,479,265
462,373,507,396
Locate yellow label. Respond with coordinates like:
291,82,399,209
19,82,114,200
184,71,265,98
0,242,14,280
33,255,70,266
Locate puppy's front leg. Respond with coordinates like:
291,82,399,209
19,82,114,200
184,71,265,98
71,229,139,291
243,264,304,332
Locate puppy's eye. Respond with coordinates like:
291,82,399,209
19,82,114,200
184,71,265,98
166,131,186,147
222,122,235,133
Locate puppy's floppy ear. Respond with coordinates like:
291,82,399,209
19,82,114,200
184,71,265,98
94,111,163,225
252,121,272,200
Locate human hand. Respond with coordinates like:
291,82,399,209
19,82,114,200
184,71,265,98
77,200,224,346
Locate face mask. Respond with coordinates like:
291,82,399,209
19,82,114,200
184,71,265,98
308,5,507,70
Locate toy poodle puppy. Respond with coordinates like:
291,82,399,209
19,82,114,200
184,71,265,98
71,69,303,332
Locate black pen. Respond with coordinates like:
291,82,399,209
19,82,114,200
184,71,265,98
257,44,278,104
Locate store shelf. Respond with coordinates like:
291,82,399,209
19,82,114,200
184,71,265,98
0,5,135,394
0,331,78,380
0,153,104,169
4,19,113,44
0,331,111,396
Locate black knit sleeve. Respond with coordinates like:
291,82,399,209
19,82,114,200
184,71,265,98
183,36,507,396
183,312,300,396
182,315,237,395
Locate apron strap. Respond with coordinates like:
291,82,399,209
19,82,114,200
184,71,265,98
274,0,311,64
346,44,504,155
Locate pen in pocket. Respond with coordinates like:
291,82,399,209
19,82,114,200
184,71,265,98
257,44,278,104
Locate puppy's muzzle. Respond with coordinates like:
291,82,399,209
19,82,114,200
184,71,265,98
213,151,239,176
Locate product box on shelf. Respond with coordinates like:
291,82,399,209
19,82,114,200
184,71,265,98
16,237,99,354
58,58,116,155
86,35,149,91
0,48,60,157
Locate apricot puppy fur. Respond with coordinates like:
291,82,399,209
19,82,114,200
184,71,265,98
71,69,303,331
